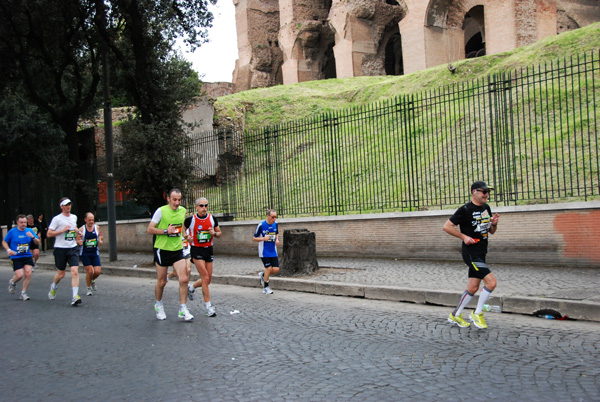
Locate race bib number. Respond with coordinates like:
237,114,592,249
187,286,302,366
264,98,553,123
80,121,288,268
198,231,211,243
85,239,97,248
267,234,276,242
65,230,77,241
167,224,182,237
17,243,29,254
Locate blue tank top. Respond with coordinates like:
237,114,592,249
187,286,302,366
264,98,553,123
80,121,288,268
80,225,100,256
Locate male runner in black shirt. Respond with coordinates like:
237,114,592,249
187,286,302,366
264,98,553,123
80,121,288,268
443,181,500,329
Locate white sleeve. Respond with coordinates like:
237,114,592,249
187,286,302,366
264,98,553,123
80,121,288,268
151,208,162,224
48,217,59,231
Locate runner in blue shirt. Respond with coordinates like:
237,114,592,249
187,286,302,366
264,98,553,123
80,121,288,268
3,214,40,300
253,209,280,294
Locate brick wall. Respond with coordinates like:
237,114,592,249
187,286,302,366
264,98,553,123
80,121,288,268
97,202,600,267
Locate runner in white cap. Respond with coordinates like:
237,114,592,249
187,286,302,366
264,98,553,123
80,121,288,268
47,197,83,306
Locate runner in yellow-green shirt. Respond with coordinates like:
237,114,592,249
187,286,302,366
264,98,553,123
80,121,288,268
147,188,193,321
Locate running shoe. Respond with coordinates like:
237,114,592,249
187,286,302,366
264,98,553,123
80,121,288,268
86,287,93,296
155,303,166,320
470,311,488,329
259,272,265,287
8,279,16,294
187,284,195,301
20,292,31,301
447,312,470,328
91,280,97,291
48,287,56,300
71,294,82,306
178,306,194,321
206,305,216,317
263,286,273,295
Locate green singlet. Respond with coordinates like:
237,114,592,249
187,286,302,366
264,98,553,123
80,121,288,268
153,205,186,251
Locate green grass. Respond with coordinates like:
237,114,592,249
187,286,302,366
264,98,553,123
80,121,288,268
215,22,600,131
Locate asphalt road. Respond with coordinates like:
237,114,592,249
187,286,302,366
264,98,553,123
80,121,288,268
1,270,599,401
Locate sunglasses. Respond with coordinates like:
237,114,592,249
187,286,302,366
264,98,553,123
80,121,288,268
476,189,490,194
196,204,208,207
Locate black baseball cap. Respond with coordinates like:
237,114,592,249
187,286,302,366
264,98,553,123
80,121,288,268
471,181,493,191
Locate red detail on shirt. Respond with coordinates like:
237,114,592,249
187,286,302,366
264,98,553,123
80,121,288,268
189,213,215,248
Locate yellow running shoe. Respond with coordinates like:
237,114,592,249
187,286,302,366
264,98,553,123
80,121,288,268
470,311,488,329
71,294,82,306
448,312,470,328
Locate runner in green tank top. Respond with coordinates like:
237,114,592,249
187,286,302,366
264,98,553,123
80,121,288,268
147,189,193,321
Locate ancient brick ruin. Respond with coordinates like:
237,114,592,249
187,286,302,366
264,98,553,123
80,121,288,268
232,0,600,92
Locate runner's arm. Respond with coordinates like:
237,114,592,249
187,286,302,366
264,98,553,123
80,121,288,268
2,240,15,256
443,219,476,245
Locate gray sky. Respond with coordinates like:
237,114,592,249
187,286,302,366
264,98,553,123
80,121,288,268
179,1,238,83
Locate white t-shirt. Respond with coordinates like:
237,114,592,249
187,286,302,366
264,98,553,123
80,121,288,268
49,213,78,249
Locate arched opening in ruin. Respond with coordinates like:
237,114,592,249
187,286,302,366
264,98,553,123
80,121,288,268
385,0,400,5
384,30,403,76
463,5,485,58
557,10,580,33
321,39,337,79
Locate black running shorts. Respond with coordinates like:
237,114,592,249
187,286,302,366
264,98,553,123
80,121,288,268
261,256,279,269
154,248,184,267
54,247,80,271
190,246,214,263
11,257,35,271
463,253,491,279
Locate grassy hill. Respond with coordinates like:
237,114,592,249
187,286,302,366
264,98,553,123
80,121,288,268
214,22,600,131
196,23,600,219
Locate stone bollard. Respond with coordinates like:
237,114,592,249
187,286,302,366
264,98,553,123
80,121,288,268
281,228,319,276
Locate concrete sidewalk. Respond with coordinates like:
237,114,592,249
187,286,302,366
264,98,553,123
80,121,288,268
6,250,600,322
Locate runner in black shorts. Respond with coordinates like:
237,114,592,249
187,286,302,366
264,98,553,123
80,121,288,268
443,181,500,329
3,214,40,300
47,198,83,306
253,210,280,295
147,189,193,321
184,197,221,317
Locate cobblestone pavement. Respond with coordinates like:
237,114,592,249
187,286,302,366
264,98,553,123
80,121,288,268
2,269,599,401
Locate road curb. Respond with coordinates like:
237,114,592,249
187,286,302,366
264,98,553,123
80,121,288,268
17,262,600,322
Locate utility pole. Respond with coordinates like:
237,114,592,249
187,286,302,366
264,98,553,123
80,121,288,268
101,21,117,261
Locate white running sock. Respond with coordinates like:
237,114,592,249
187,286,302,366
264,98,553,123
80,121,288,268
72,287,79,297
475,287,492,314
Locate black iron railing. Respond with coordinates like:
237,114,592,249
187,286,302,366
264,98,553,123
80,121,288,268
184,51,600,220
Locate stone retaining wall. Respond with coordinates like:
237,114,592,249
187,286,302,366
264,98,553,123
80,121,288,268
96,202,600,268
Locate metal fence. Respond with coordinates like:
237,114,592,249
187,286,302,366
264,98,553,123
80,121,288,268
185,50,600,220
